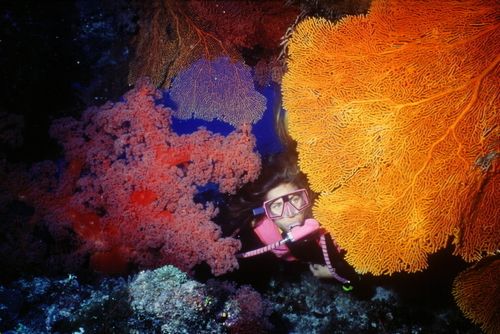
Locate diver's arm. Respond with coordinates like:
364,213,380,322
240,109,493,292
309,263,336,278
311,233,356,284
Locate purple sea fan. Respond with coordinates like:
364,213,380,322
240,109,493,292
170,57,266,127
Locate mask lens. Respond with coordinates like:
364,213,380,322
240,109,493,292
266,198,284,218
288,191,308,211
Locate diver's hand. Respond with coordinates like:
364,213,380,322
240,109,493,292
309,263,334,279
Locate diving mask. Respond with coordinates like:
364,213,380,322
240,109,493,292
253,188,310,219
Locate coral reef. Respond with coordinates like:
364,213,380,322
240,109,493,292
130,266,272,333
170,57,267,126
2,80,261,276
0,265,272,333
453,255,500,334
282,0,499,275
263,269,480,333
0,264,481,333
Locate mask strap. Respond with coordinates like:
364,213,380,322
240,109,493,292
252,207,265,216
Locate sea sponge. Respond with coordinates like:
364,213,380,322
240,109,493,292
282,0,499,274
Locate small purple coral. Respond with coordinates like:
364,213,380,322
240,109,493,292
170,57,266,127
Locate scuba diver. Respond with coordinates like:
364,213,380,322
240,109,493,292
225,151,356,291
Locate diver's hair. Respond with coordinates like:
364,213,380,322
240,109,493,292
224,150,310,236
273,84,296,150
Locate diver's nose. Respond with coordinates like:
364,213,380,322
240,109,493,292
282,202,299,218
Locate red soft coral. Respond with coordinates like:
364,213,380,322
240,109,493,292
18,80,260,276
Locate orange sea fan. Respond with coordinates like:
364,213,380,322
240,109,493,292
282,0,499,275
452,255,500,334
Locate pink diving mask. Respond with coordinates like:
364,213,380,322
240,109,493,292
253,188,310,219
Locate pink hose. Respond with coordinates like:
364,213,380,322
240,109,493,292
319,234,351,284
236,232,351,285
236,237,291,258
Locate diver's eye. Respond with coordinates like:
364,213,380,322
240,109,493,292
290,194,303,206
270,202,283,210
269,200,283,215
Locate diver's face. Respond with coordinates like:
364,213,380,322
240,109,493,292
265,183,306,232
